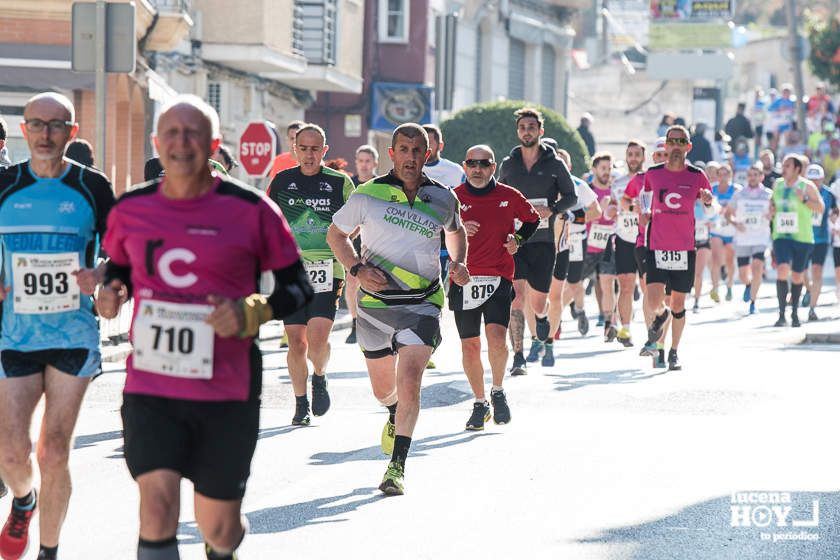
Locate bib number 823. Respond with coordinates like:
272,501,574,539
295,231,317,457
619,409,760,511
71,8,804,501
22,272,69,296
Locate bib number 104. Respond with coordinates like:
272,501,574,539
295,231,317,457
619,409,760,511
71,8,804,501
22,271,69,296
150,325,194,355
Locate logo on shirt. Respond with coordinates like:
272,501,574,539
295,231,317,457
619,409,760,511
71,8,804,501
499,201,509,208
287,182,298,190
146,242,199,289
319,181,333,193
58,201,75,214
664,192,683,210
460,204,472,212
13,203,32,210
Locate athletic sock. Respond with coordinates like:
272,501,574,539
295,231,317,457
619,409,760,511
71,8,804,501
138,537,180,560
790,283,803,313
13,490,35,511
776,280,789,316
544,339,553,347
391,435,412,466
205,547,235,560
386,403,397,424
38,545,58,560
491,385,504,393
295,395,309,407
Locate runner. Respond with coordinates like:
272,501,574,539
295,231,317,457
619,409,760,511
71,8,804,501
586,152,619,343
770,155,824,327
709,163,741,303
269,120,304,178
96,95,312,559
725,163,772,314
345,145,379,344
327,123,468,495
611,141,645,346
0,92,115,560
636,125,714,370
803,164,837,321
692,198,716,313
498,108,577,375
452,145,538,429
544,149,600,365
267,124,354,425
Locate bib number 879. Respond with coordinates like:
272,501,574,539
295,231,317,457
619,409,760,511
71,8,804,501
151,325,194,355
22,272,69,296
471,283,495,300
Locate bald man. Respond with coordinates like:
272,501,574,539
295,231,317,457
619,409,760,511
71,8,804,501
0,92,115,560
96,95,311,559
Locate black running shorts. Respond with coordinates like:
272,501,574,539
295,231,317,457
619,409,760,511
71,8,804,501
634,245,648,278
284,278,344,325
553,250,570,281
450,278,513,339
0,348,100,378
645,249,697,294
614,237,637,275
513,242,556,293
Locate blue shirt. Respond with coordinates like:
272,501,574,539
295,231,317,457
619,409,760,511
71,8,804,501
0,161,114,352
813,185,837,244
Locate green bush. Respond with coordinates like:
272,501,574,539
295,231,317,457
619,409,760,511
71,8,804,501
439,100,590,178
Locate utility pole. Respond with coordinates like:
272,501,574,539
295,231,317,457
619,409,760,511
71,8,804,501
785,0,807,135
601,0,609,64
95,0,107,170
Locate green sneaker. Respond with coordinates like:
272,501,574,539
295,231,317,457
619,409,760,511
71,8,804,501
378,461,405,496
381,419,395,455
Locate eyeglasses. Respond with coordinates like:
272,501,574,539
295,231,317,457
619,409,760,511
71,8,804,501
665,137,689,146
464,159,494,168
24,119,74,133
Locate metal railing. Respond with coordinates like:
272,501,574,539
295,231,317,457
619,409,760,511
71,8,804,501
99,299,133,345
150,0,192,13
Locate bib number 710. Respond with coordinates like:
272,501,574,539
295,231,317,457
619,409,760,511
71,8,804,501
150,325,194,355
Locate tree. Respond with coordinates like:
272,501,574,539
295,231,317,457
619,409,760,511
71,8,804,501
439,100,590,178
808,15,840,88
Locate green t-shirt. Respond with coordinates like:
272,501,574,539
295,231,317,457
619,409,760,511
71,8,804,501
771,177,814,244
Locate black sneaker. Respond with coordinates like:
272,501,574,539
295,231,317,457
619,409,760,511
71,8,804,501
577,310,589,336
311,374,330,416
808,308,819,322
667,349,682,371
634,285,640,301
345,320,357,344
774,316,787,327
292,399,311,426
491,390,511,424
791,314,801,328
569,303,579,319
535,316,551,342
646,309,670,345
604,325,617,343
510,351,527,376
465,401,491,431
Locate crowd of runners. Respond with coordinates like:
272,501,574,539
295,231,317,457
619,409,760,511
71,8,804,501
0,91,837,560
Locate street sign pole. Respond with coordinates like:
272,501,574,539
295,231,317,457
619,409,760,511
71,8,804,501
95,0,106,170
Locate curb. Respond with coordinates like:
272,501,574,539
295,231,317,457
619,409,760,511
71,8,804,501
802,333,840,344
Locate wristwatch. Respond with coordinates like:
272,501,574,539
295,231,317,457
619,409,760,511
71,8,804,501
349,262,364,277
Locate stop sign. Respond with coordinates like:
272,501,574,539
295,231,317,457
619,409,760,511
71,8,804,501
239,121,278,177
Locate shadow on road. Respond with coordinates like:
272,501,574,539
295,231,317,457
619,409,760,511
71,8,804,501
555,348,627,360
420,380,473,409
257,425,304,440
309,431,498,466
74,429,122,449
546,368,668,392
177,487,384,543
576,491,836,560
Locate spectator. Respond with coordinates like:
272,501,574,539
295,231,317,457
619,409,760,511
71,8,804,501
712,130,731,163
352,144,378,186
0,116,10,167
577,112,596,156
724,102,754,145
65,138,95,167
212,144,239,173
268,119,305,178
689,123,713,164
657,112,675,137
759,149,781,188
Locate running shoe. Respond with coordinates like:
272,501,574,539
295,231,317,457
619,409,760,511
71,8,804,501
667,349,682,371
808,308,819,322
378,462,405,496
640,341,657,357
653,350,666,369
742,285,751,303
425,360,436,369
510,352,527,376
541,345,555,367
791,313,801,328
801,291,811,308
569,303,579,319
465,401,491,431
381,419,395,455
525,339,543,363
596,314,605,327
577,311,589,336
291,399,311,426
634,285,640,301
749,302,756,315
604,325,617,343
725,286,733,301
692,301,700,314
710,288,720,303
311,374,330,416
721,266,728,281
535,316,551,342
646,309,670,345
0,480,6,500
0,489,37,560
345,320,357,344
616,327,633,347
205,544,239,560
279,332,289,349
773,316,787,327
491,389,511,424
585,279,594,295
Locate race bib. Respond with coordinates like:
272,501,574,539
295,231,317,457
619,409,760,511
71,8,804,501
587,223,613,250
516,198,549,230
774,212,799,234
616,211,639,240
132,300,215,379
812,211,823,227
654,250,688,271
695,223,710,243
742,212,764,231
833,230,840,248
304,259,333,293
569,233,584,262
462,276,501,310
12,252,80,314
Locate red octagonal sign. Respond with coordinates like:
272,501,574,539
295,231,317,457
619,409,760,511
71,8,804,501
239,121,277,177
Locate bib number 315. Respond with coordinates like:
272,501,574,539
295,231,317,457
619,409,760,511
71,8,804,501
654,250,688,271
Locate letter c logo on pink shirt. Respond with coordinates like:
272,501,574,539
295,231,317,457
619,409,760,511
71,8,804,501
664,193,682,209
159,248,198,288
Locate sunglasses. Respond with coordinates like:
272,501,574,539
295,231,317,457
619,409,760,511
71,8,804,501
464,159,494,168
665,137,689,146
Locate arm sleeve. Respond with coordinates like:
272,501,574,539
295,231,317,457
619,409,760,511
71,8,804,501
515,220,539,243
102,260,133,297
266,260,314,319
549,160,578,214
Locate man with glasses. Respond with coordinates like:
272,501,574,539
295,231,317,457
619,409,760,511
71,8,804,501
498,108,577,376
0,92,115,560
452,145,538,430
637,125,714,370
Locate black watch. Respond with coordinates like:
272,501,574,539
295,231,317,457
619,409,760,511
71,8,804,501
349,262,364,277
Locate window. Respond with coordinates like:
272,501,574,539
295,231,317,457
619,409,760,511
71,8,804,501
207,82,222,117
541,45,555,108
378,0,409,43
295,0,338,64
508,39,525,101
474,27,483,103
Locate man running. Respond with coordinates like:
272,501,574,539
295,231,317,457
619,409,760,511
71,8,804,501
97,95,312,559
345,145,380,344
267,124,353,425
452,145,538,429
637,125,714,370
327,123,468,495
725,164,772,314
770,155,824,327
498,108,576,375
0,92,115,560
805,164,838,321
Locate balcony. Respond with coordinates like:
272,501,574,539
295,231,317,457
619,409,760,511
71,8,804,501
138,0,194,52
544,0,590,7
